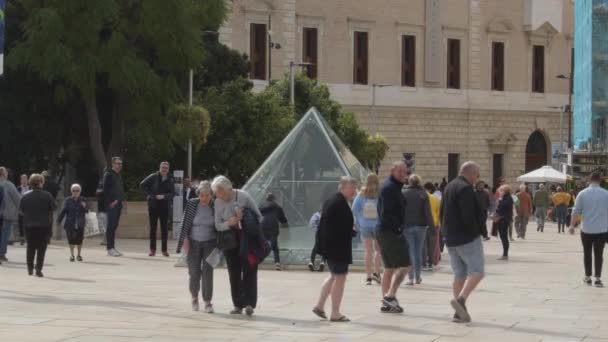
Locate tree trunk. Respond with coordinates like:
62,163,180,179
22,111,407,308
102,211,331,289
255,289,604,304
106,94,127,160
84,96,107,175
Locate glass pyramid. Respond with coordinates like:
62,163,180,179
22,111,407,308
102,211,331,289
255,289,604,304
243,107,369,251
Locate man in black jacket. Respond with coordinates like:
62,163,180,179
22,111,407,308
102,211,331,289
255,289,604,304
140,161,175,257
103,157,125,257
259,193,288,270
375,161,411,314
440,161,484,324
475,181,491,240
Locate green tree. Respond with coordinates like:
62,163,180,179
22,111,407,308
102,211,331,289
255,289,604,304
7,0,226,174
264,73,388,169
197,77,294,186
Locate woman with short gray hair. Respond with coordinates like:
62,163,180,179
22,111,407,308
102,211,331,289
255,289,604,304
176,180,217,313
212,175,263,316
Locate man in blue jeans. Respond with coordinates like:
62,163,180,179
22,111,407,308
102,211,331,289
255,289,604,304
440,161,485,323
103,157,125,257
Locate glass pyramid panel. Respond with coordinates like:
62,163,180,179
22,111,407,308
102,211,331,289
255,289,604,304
243,107,370,252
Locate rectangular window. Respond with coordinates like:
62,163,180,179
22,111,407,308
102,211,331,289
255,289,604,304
532,45,545,93
493,154,504,188
447,39,461,89
401,35,416,87
250,23,267,80
448,153,460,181
353,31,369,85
302,27,318,79
491,42,505,91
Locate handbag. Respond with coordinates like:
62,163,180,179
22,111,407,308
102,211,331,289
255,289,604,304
217,229,237,251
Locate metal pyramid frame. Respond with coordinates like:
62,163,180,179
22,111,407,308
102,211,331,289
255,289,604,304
243,107,368,227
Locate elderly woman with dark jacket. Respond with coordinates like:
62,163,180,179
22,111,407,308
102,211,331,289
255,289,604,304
495,185,514,260
402,174,435,286
176,181,217,313
57,184,88,262
19,174,56,277
312,176,358,323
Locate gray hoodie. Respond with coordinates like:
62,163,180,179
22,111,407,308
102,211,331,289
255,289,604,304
0,179,22,222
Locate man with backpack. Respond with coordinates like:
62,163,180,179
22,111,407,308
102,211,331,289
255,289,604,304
259,193,289,270
140,161,175,257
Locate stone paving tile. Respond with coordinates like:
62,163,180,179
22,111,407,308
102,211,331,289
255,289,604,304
0,222,605,341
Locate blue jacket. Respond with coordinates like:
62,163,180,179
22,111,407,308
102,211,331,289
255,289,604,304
57,197,88,231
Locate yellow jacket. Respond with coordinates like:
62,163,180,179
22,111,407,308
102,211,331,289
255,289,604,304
428,193,441,228
552,192,572,206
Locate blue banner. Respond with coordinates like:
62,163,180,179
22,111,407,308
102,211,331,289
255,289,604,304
0,0,5,76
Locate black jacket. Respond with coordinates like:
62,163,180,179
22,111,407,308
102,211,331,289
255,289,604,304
183,187,197,209
19,189,57,233
315,193,355,264
402,185,434,229
440,176,483,247
103,169,124,209
377,176,406,234
475,190,490,212
140,172,175,208
259,200,288,236
496,194,514,223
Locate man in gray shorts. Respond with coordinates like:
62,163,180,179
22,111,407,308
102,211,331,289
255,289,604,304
440,161,485,323
376,161,411,313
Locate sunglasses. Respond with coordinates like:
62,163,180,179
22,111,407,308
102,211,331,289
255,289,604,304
72,190,81,193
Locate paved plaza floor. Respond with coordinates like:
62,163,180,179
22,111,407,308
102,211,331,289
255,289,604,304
0,222,606,342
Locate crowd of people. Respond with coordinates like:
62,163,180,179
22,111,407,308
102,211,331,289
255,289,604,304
1,157,607,323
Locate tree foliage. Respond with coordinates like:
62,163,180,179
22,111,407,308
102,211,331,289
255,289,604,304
6,0,226,173
168,104,211,151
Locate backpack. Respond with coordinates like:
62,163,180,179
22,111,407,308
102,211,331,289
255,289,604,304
363,198,378,219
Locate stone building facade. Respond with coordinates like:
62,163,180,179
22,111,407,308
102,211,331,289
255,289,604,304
220,0,574,186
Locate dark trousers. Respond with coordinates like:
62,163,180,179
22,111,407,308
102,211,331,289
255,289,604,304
265,234,280,263
498,220,510,257
224,246,258,309
480,212,489,238
581,232,607,278
148,206,169,252
106,203,122,250
25,227,49,272
18,215,24,239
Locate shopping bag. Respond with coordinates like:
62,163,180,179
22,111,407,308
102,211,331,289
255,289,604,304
205,248,224,268
84,212,101,237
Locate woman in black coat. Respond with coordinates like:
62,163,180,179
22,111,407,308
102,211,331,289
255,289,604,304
495,185,514,260
57,184,88,262
312,177,357,323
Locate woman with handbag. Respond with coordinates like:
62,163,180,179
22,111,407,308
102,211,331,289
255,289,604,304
212,175,263,316
176,181,217,313
57,184,88,262
495,185,514,260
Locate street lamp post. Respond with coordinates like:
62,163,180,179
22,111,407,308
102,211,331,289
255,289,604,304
557,74,573,148
371,84,393,134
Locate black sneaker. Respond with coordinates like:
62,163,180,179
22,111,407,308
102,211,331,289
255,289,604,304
380,305,401,313
366,278,372,286
452,313,463,323
584,277,593,285
450,297,471,323
382,296,404,313
318,263,325,272
595,279,604,288
372,273,382,284
70,256,75,262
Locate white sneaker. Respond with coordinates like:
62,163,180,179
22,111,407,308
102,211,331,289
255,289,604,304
113,249,123,257
107,249,116,257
